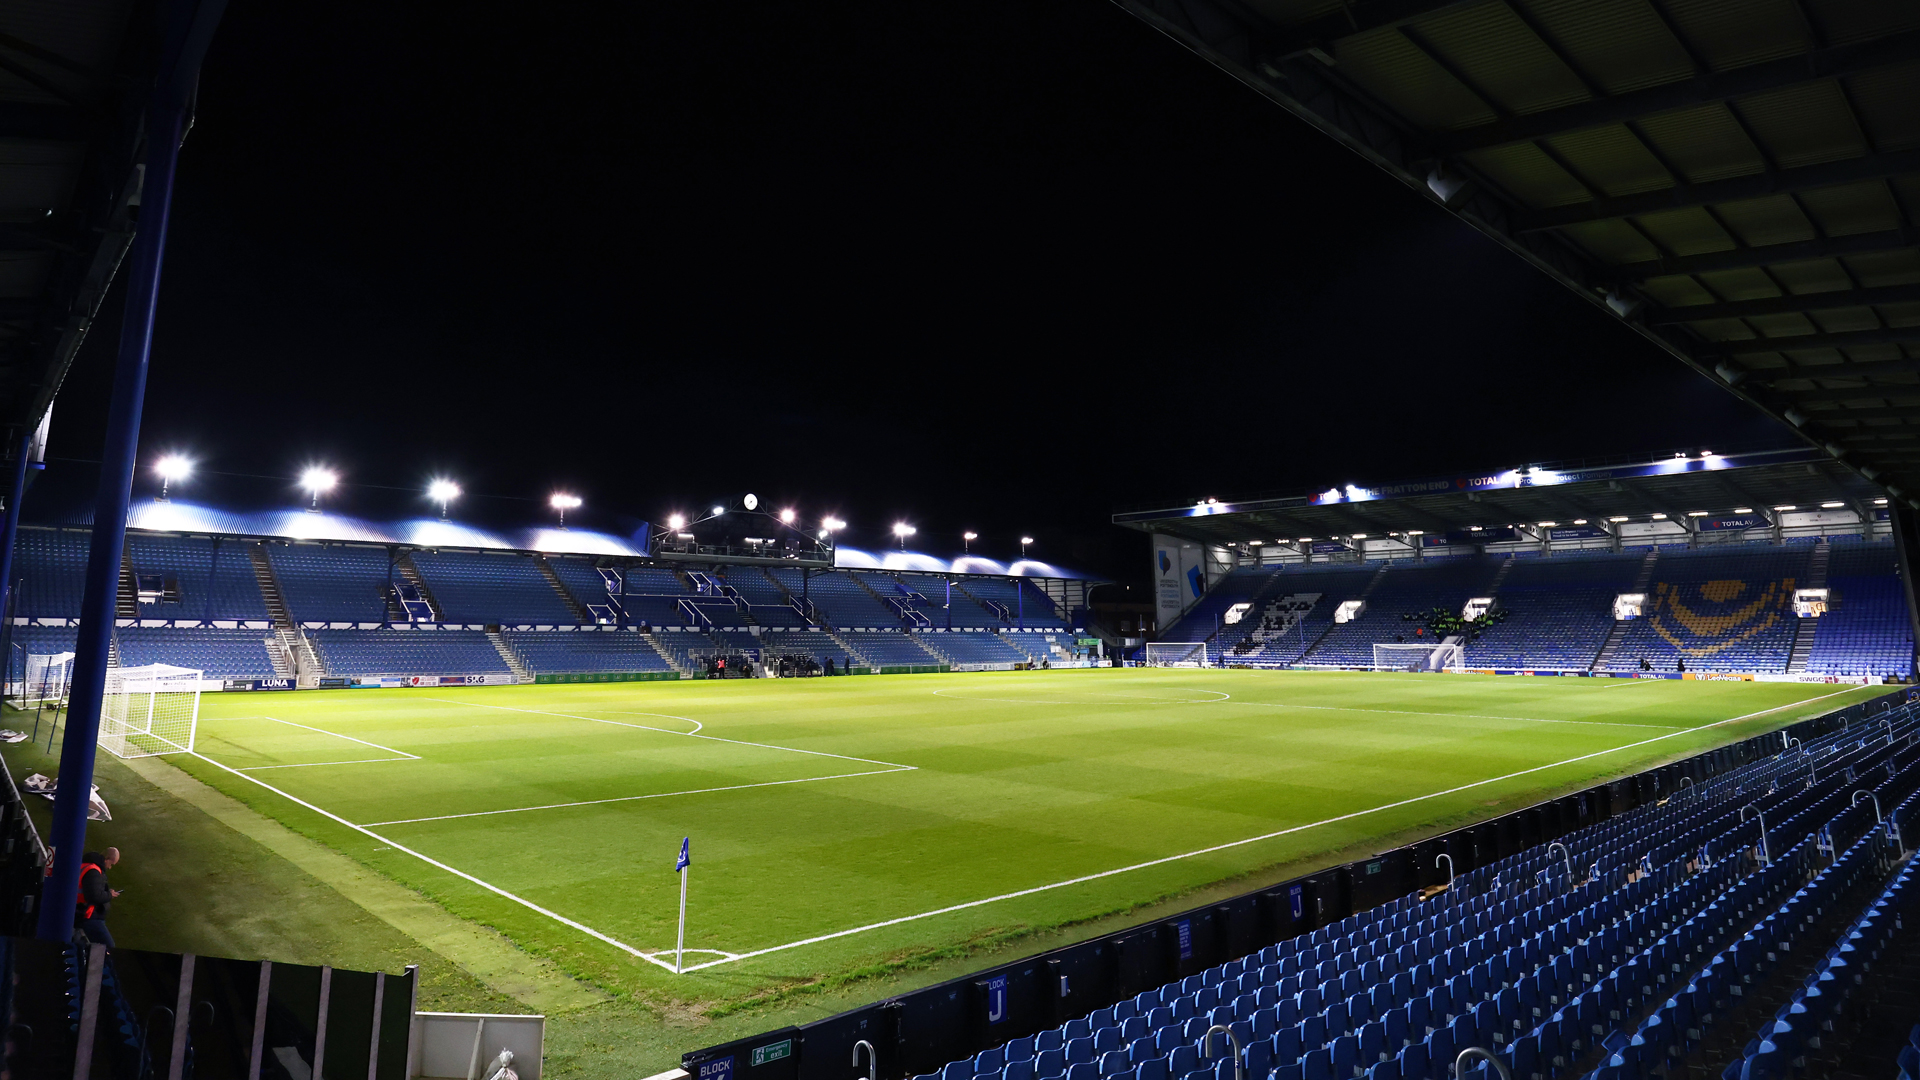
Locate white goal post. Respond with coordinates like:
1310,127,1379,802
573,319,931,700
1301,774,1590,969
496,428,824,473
1145,642,1208,667
1371,642,1465,673
19,651,75,709
100,664,202,758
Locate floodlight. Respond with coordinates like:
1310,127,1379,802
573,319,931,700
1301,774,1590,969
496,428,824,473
1820,501,1845,508
963,531,978,540
1686,511,1709,517
1734,507,1751,513
1651,513,1668,520
1537,521,1556,527
823,517,846,532
1021,536,1034,545
549,492,582,529
1351,533,1366,540
711,504,725,516
1773,505,1796,511
1875,498,1889,505
429,479,461,520
1298,538,1312,543
1407,530,1423,536
1701,450,1716,457
962,530,977,553
779,508,796,524
1608,516,1628,523
300,467,337,510
155,454,192,500
1572,519,1587,525
667,513,685,530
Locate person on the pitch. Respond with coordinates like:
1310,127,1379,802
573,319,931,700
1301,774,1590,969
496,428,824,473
75,847,122,949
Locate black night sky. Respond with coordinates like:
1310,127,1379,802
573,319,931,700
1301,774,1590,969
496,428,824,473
46,1,1801,584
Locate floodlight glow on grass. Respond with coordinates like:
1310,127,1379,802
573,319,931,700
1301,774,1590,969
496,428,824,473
300,467,338,510
155,454,193,500
550,493,582,529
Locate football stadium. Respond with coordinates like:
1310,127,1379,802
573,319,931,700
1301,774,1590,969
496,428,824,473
4,1,1920,1080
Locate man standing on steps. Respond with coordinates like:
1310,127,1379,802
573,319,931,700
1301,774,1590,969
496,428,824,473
75,847,121,949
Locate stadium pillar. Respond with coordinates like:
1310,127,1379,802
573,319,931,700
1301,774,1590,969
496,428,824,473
0,432,31,626
1890,505,1920,675
37,0,228,943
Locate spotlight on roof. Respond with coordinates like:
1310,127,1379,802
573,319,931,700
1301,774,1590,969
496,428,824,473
1021,536,1035,545
667,513,686,530
823,517,846,532
428,479,461,503
779,508,796,524
963,531,978,540
300,467,337,494
550,493,582,510
155,454,193,500
711,504,725,516
893,522,916,537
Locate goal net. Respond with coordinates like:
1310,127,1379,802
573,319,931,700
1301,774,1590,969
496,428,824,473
1145,642,1208,667
20,651,74,709
100,664,202,758
1372,642,1464,673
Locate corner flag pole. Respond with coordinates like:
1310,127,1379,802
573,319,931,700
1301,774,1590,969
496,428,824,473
675,837,691,974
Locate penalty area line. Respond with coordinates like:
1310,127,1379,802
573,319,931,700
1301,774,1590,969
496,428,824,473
182,750,672,969
364,766,917,826
671,682,1873,972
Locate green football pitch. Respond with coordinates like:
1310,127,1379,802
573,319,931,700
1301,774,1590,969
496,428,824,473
142,668,1876,1007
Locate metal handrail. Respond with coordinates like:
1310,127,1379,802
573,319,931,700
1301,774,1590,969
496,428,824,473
1854,789,1883,824
852,1040,877,1080
1546,843,1572,879
1200,1025,1243,1080
1741,805,1772,866
1454,1047,1512,1080
1436,853,1454,889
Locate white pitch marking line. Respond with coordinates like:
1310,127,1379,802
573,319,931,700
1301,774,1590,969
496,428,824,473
1229,701,1685,730
240,758,415,772
424,698,913,770
364,766,916,826
667,683,1873,971
929,689,1232,706
262,716,422,758
183,749,676,969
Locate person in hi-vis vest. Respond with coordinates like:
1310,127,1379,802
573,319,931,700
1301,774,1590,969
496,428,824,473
75,847,122,949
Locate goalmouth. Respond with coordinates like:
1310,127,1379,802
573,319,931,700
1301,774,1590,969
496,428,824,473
1371,642,1464,673
1145,642,1208,668
100,664,203,758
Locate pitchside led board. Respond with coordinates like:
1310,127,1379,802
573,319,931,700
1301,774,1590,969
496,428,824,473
1152,535,1206,632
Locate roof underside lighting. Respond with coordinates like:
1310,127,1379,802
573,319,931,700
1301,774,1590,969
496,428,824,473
1821,501,1846,508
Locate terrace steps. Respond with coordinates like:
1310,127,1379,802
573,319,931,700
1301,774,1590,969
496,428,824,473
1589,548,1659,671
1807,537,1832,589
485,631,530,680
536,557,588,622
115,549,138,619
1787,617,1817,673
246,544,296,630
394,553,443,622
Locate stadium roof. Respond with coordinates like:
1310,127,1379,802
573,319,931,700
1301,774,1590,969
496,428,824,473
0,0,185,442
1112,446,1884,545
1113,0,1920,505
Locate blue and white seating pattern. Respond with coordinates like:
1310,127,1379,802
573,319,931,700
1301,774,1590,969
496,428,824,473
500,631,674,674
908,707,1920,1080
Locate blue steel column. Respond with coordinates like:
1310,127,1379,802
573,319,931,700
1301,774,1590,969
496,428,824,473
0,433,32,628
37,0,225,941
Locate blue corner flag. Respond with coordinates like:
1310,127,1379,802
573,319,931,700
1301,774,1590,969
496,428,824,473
676,837,691,872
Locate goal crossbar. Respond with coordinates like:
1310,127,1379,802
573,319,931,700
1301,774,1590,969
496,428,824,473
1371,642,1464,673
100,663,203,758
1145,642,1208,668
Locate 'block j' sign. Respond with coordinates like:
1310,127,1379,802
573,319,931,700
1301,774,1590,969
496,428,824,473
985,976,1008,1024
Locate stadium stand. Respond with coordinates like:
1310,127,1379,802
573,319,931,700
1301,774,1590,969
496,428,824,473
408,549,575,624
1805,543,1913,680
1230,565,1380,666
1305,558,1503,667
115,626,277,679
266,542,396,623
1465,552,1644,671
1608,546,1810,673
961,577,1070,629
13,528,91,619
899,703,1920,1080
791,570,901,627
838,630,941,667
308,629,508,676
924,631,1031,667
500,630,674,674
123,534,269,621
